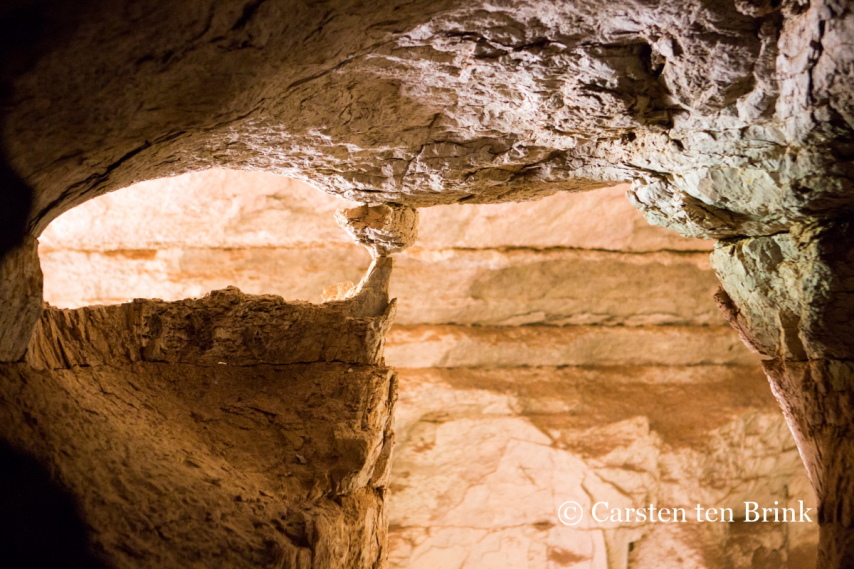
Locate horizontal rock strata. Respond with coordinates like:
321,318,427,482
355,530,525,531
40,245,726,326
384,324,757,368
28,287,394,370
389,367,815,569
35,171,820,568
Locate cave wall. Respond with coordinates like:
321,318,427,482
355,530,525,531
0,279,397,568
1,0,852,566
39,169,820,568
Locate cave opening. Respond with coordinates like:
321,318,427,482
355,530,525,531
31,168,819,567
2,0,852,566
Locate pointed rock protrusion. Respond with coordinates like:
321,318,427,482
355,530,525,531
331,203,418,318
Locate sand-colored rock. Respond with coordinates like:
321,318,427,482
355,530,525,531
38,172,711,253
40,245,724,325
391,248,722,326
385,325,760,368
0,359,396,569
27,287,394,370
416,183,714,252
388,367,814,569
32,168,822,567
335,204,419,257
0,281,397,568
1,1,851,567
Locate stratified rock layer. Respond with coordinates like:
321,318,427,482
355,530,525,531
0,287,397,569
37,171,820,568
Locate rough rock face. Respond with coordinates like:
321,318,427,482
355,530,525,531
712,220,854,568
3,0,851,241
37,170,820,568
3,0,852,562
0,237,41,362
0,286,397,568
335,204,419,257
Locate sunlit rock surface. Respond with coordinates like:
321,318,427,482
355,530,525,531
39,169,818,568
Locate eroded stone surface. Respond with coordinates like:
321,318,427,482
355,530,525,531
0,360,396,569
1,1,850,566
1,283,396,568
3,1,851,241
385,325,758,368
711,218,854,567
38,171,710,253
27,287,394,370
389,367,814,569
0,237,42,362
335,204,419,257
34,169,821,568
712,221,854,360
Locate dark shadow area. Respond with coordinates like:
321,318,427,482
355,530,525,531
0,2,41,258
0,0,86,258
0,442,109,569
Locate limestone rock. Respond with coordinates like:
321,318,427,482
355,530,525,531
38,173,710,253
391,248,722,326
39,174,720,326
388,367,814,569
711,219,854,360
3,0,851,241
0,361,397,569
32,168,821,566
385,325,760,369
1,286,398,569
710,217,854,567
335,204,419,257
27,286,395,370
40,244,724,326
0,237,42,362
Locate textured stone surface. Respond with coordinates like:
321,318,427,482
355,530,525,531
712,220,854,360
41,245,724,326
3,0,851,241
0,237,42,362
40,172,721,327
336,204,419,257
389,367,815,569
391,248,721,326
1,1,851,566
764,359,854,569
0,359,396,569
28,287,394,370
35,169,820,567
38,171,710,253
1,280,396,568
385,324,758,368
711,219,854,568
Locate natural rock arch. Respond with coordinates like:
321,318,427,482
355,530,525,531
1,0,852,567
